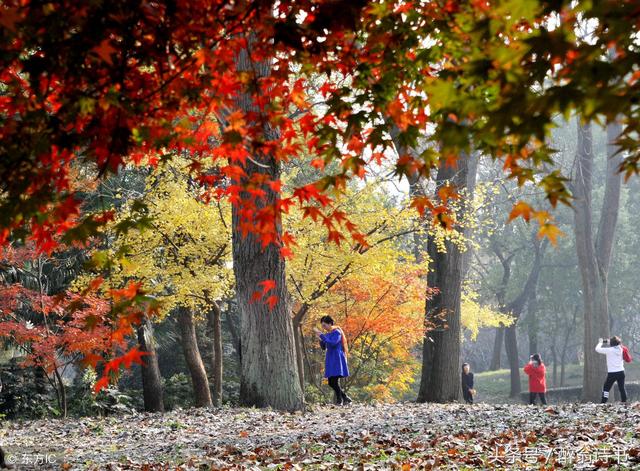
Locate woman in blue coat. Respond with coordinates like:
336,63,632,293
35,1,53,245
314,315,352,405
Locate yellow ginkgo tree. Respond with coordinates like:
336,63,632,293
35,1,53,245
97,159,232,408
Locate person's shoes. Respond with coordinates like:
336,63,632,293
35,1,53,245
334,394,343,406
341,392,353,405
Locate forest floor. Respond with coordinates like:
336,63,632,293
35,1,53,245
2,402,640,470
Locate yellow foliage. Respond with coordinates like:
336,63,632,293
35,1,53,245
461,288,513,341
287,180,426,401
77,158,233,318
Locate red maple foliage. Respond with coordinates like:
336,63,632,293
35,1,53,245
0,242,156,392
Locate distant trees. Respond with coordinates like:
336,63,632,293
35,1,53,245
572,121,623,402
84,161,232,408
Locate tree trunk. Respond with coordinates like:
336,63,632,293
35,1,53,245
490,327,504,370
417,156,469,403
35,367,47,394
292,323,305,393
207,303,223,407
231,45,303,411
225,306,242,371
292,304,310,393
488,243,513,372
572,120,622,401
551,345,558,387
177,307,213,408
527,290,539,355
137,319,164,412
504,325,521,397
53,367,67,418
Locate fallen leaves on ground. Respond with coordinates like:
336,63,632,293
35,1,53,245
1,402,639,470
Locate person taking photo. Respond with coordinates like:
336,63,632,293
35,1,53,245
313,316,352,406
596,336,628,403
524,353,547,405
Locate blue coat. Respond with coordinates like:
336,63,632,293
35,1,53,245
320,330,349,378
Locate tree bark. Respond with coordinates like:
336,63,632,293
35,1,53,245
137,319,164,412
572,120,622,401
389,128,479,403
231,45,303,411
225,305,242,369
417,156,469,403
207,302,223,407
527,290,539,355
551,344,558,387
489,327,504,370
488,242,515,372
504,325,521,397
292,304,310,392
177,307,213,408
53,367,67,418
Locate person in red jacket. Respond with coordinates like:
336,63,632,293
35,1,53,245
523,353,547,405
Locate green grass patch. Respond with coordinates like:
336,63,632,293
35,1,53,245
475,362,640,403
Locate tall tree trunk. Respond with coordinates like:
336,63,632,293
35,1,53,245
490,327,504,370
53,367,67,418
389,130,479,403
207,303,223,407
292,304,310,393
504,326,521,397
35,367,47,394
527,290,539,355
560,307,578,388
231,46,303,411
551,344,558,387
225,305,242,370
572,120,622,401
417,156,469,403
488,243,514,372
177,307,213,408
137,319,164,412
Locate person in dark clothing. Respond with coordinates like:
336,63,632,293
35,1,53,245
461,363,475,404
314,315,352,405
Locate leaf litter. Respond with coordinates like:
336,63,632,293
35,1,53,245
1,402,639,469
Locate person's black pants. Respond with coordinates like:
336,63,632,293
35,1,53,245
462,389,473,404
602,371,627,403
529,392,547,405
328,376,345,404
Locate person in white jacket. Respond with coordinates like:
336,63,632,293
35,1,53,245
595,336,627,403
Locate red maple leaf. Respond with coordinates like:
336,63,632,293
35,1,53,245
92,39,118,65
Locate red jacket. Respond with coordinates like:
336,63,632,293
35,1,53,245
523,362,547,393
